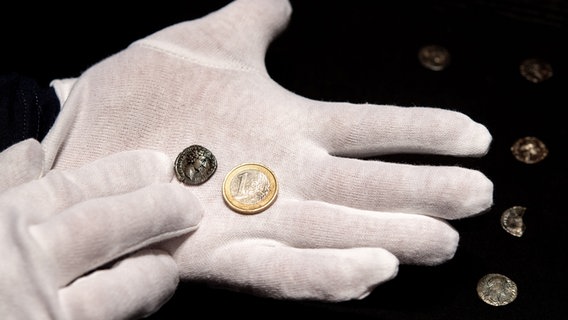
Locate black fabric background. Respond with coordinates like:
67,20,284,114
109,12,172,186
1,1,566,319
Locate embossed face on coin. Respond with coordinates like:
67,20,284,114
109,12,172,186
511,136,548,164
477,273,518,306
501,206,526,237
175,145,217,185
223,163,278,214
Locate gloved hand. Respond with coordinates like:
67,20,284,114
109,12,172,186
42,0,493,301
0,139,203,320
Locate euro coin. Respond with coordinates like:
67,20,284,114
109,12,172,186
222,163,278,214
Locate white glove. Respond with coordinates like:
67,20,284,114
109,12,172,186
0,138,44,193
43,0,493,301
0,139,203,320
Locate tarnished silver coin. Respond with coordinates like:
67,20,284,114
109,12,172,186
501,206,526,237
511,136,548,164
222,163,278,214
175,145,217,185
418,44,450,71
520,58,553,83
477,273,518,306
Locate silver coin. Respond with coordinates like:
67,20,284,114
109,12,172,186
511,136,548,164
418,45,450,71
520,58,553,83
229,169,271,205
477,273,518,306
501,206,526,237
174,145,217,185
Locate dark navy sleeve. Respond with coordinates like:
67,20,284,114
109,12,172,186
0,73,60,152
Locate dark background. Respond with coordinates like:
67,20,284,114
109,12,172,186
1,1,566,319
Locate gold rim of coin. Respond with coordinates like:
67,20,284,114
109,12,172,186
222,163,278,215
477,273,518,307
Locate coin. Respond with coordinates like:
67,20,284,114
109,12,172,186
418,45,450,71
477,273,518,306
520,58,553,83
501,206,526,237
174,145,217,185
222,163,278,214
511,136,548,164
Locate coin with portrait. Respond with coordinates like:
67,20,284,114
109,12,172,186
175,145,217,185
477,273,518,306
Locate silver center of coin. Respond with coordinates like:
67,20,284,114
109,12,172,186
229,169,271,205
175,145,217,185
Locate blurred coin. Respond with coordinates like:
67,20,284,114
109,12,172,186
477,273,518,306
511,136,548,164
175,145,217,185
520,58,553,83
223,163,278,214
501,206,526,237
418,45,450,71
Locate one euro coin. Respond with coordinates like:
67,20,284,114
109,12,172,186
222,163,278,214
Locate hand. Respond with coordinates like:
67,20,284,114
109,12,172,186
43,0,493,301
0,139,202,320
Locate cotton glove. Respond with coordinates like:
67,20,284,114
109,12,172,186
43,0,493,301
0,139,44,193
0,139,203,320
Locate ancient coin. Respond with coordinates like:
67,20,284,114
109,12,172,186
501,206,526,237
222,163,278,214
520,58,553,83
174,145,217,185
418,45,450,71
477,273,518,306
511,136,548,164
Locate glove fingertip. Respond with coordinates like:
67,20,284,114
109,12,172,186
434,225,460,264
160,183,204,230
470,121,493,157
468,170,494,214
353,248,399,300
